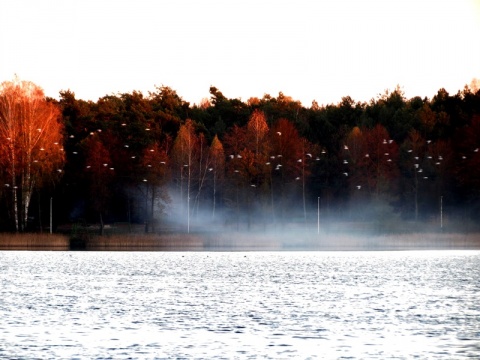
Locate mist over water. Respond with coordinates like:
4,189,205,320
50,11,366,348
138,192,480,252
1,251,479,358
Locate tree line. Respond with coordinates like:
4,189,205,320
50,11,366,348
1,78,479,233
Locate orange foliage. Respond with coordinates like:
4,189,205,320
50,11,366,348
0,78,64,230
357,125,399,196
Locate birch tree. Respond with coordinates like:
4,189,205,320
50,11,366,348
171,119,198,232
209,135,225,220
0,78,64,231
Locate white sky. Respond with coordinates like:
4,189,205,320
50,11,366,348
1,0,479,106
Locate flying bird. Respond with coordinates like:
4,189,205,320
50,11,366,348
356,185,361,189
343,172,348,176
277,132,282,136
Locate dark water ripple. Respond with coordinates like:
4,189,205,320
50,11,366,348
1,250,480,359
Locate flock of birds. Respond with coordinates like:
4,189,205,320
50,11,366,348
223,136,480,193
4,128,479,192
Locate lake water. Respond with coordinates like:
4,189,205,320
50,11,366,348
1,250,479,359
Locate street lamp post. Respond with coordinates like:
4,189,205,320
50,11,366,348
440,195,443,230
317,196,320,235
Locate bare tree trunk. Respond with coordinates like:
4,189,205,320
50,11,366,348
11,163,19,232
37,190,43,232
212,170,216,220
414,170,418,222
302,158,307,224
151,186,155,233
99,212,104,236
144,183,149,233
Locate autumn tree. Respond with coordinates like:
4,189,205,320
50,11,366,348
223,125,248,228
357,124,399,199
247,109,269,157
245,110,271,225
399,130,427,221
209,134,225,220
140,142,170,233
0,78,64,231
343,127,364,192
171,119,198,232
453,115,480,202
270,119,313,223
82,135,114,234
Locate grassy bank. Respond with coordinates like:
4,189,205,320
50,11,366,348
305,232,480,250
0,233,70,250
86,231,480,251
1,231,479,251
84,233,204,251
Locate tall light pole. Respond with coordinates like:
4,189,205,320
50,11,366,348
50,197,52,234
317,196,320,235
440,195,443,230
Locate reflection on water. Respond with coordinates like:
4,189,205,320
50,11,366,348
1,250,479,359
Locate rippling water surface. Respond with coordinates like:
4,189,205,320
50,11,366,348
1,250,480,359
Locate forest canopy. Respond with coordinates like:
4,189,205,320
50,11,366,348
1,80,480,233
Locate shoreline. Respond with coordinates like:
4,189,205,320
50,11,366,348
1,232,480,251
